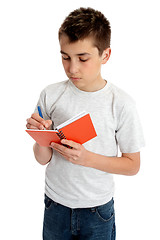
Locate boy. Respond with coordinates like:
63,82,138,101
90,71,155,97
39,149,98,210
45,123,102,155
26,7,145,240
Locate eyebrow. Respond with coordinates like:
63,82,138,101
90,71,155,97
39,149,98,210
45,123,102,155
60,50,91,56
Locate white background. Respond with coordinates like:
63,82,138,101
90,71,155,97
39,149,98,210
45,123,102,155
0,0,160,239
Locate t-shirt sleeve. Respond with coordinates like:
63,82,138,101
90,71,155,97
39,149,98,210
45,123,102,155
34,89,51,120
115,100,145,153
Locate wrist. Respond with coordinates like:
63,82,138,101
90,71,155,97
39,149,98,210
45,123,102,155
84,150,95,168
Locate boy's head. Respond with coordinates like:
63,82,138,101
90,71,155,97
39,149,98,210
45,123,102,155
59,7,111,56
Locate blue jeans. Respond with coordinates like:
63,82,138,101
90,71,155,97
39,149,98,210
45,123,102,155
43,194,116,240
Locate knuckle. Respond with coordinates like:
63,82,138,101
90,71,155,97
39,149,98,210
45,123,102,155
27,118,32,124
38,123,44,130
27,117,30,122
64,147,69,154
78,143,82,149
31,113,36,118
31,112,39,120
77,152,81,158
69,157,74,162
73,156,78,161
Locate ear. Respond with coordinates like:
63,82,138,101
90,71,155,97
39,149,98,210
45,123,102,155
101,48,111,64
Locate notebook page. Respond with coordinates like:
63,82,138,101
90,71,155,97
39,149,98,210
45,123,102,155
56,111,87,130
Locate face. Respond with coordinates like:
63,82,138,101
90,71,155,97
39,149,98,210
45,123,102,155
59,35,111,92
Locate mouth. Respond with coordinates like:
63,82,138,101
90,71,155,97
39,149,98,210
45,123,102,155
70,77,81,81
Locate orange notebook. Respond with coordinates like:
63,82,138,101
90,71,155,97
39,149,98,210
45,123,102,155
26,112,97,147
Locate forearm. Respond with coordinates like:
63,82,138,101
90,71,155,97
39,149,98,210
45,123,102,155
33,143,53,165
50,139,140,176
85,151,140,176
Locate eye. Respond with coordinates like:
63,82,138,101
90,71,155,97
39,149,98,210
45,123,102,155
62,55,70,60
80,58,88,62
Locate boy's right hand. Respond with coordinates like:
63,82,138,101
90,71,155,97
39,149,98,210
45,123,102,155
26,113,52,130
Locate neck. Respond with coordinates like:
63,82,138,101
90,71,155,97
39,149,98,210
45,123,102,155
85,78,107,92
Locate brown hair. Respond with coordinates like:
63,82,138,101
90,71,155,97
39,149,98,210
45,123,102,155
58,7,111,56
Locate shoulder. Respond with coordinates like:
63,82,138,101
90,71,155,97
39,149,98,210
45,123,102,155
40,80,68,98
38,80,69,116
109,82,136,108
41,80,69,97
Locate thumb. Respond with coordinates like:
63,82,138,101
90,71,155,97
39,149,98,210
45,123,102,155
45,120,53,130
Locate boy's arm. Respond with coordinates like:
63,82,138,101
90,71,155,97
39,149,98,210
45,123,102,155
33,143,53,165
85,151,140,176
50,139,140,176
26,113,53,165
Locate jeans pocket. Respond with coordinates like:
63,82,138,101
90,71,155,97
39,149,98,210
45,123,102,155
96,199,115,222
44,195,53,209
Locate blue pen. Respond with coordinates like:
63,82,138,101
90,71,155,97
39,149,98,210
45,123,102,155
38,106,43,118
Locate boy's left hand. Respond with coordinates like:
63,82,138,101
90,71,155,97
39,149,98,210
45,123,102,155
50,139,88,166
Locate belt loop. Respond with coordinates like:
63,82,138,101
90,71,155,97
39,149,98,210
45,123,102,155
91,207,96,213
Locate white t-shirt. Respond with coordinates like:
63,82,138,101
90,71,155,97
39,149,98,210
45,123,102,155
35,80,145,208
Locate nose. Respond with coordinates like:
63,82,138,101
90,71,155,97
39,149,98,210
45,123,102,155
69,60,79,74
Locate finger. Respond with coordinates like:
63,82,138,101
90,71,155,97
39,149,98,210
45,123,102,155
31,113,52,129
31,113,45,123
51,145,76,162
26,122,39,129
45,120,52,130
50,142,68,152
50,142,81,163
27,117,45,130
27,113,52,129
50,142,76,155
61,139,80,149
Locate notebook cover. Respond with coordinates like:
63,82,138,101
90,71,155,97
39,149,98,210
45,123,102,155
58,113,97,144
26,130,61,147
